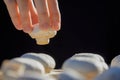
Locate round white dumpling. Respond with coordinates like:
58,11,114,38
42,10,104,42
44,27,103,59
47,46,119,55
62,58,104,80
28,23,57,45
29,23,57,39
1,58,45,80
71,53,105,62
94,67,120,80
36,37,50,45
1,60,25,80
110,54,120,67
10,58,45,74
71,53,109,70
21,52,56,73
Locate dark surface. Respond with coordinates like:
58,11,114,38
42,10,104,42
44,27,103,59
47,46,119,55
0,0,118,68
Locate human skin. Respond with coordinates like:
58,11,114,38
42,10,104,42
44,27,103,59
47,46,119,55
4,0,61,33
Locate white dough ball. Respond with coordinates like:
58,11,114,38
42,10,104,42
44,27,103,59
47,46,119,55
36,37,50,45
62,58,104,80
28,23,57,45
10,58,45,74
1,58,44,80
21,53,56,73
29,23,57,38
71,53,105,62
71,53,109,71
1,60,26,80
111,54,120,67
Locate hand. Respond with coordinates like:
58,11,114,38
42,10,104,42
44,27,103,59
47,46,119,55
4,0,61,33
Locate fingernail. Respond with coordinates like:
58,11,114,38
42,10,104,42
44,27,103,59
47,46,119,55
14,25,23,30
53,22,61,31
23,27,32,33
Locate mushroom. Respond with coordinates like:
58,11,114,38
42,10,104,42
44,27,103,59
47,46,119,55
21,52,56,73
28,23,57,45
94,67,120,80
62,58,104,80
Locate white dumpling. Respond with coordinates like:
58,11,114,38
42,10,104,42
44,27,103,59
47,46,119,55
28,23,57,45
35,37,50,45
21,52,56,73
1,58,45,80
94,67,120,80
1,60,25,80
71,53,109,71
71,53,105,62
62,58,104,80
29,23,57,38
110,54,120,67
10,58,45,74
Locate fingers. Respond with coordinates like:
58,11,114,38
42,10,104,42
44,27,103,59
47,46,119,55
47,0,61,31
4,0,22,30
16,0,32,33
34,0,51,31
29,0,38,25
4,0,61,33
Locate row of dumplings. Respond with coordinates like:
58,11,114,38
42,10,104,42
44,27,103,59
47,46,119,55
0,52,120,80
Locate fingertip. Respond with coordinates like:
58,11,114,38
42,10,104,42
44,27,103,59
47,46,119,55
51,21,61,31
16,26,23,31
22,26,33,33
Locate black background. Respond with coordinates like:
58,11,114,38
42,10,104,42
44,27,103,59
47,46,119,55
0,0,119,68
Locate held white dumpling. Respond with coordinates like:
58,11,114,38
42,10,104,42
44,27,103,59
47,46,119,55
62,58,104,80
110,54,120,68
21,53,56,73
35,37,50,45
29,23,57,38
28,23,57,45
94,67,120,80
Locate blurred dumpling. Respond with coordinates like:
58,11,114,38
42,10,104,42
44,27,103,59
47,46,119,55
110,54,120,68
62,57,104,80
21,52,56,73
